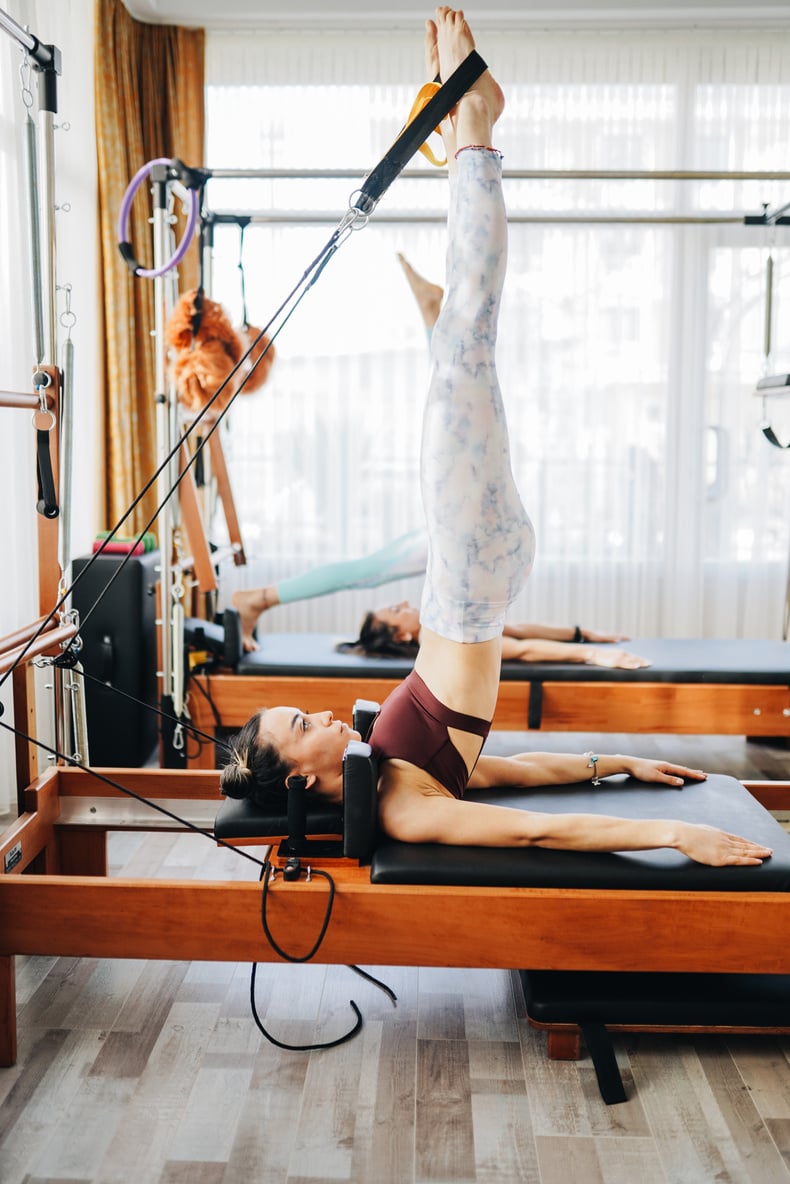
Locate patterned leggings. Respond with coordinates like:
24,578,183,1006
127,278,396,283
419,147,535,643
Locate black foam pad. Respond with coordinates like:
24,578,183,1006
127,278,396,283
370,774,790,890
520,969,790,1027
234,632,790,685
342,740,379,862
214,794,342,842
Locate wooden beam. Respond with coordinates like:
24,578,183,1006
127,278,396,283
1,876,789,975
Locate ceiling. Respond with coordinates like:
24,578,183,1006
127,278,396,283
120,0,790,29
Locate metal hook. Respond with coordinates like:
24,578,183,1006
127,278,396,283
58,283,76,337
18,53,33,110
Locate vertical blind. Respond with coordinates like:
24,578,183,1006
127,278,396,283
204,26,790,643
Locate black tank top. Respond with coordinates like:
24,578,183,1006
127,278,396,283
368,670,491,800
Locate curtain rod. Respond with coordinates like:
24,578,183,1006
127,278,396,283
206,210,748,226
208,167,790,182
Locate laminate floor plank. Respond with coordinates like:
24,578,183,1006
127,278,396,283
0,1030,69,1144
28,1076,136,1181
593,1135,668,1184
121,831,183,879
158,1163,227,1184
519,1021,593,1137
766,1119,790,1173
18,959,102,1030
461,968,521,1043
471,1088,540,1183
350,1016,418,1184
692,1037,790,1184
0,1030,108,1183
168,1063,254,1164
726,1039,790,1121
415,1038,475,1183
629,1036,742,1183
534,1133,605,1184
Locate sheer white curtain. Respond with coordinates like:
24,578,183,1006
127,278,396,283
0,0,100,814
205,26,790,643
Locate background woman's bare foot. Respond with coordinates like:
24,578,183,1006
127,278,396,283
232,588,274,652
398,253,443,330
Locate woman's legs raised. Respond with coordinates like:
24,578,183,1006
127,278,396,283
415,9,535,721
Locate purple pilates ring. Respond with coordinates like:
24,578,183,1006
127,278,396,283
117,157,200,279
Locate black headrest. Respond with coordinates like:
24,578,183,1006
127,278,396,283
342,739,379,860
352,698,380,740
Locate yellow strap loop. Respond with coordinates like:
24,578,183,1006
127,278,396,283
404,81,447,168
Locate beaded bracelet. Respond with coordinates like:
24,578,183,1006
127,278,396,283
584,751,601,786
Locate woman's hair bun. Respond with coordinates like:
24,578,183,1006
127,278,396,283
220,746,253,799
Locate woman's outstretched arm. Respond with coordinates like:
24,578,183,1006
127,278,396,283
468,751,706,790
504,623,629,644
500,636,649,669
376,785,772,866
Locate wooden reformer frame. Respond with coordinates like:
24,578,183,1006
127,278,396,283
184,665,790,769
3,752,790,1069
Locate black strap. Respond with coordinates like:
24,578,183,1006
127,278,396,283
238,221,249,327
762,425,790,449
528,680,543,729
580,1022,627,1104
355,50,488,211
36,427,59,518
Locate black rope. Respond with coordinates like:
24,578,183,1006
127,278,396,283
0,714,267,870
250,866,397,1052
249,962,362,1053
75,664,231,757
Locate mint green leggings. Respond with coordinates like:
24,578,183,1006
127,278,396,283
275,528,428,605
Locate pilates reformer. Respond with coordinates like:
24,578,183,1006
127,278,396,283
181,628,790,770
4,698,790,1103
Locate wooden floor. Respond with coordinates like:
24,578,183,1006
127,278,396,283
3,733,790,1184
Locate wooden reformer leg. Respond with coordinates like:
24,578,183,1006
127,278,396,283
0,954,17,1067
546,1027,582,1060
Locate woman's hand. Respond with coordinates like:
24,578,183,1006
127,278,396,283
580,627,630,643
584,645,650,669
620,757,707,787
675,822,772,866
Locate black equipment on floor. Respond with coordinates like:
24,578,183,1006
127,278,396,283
71,550,159,766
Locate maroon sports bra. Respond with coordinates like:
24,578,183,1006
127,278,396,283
368,670,491,799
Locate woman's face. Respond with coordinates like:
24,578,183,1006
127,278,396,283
372,601,421,643
258,706,359,803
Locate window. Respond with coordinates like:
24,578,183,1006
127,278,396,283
205,27,790,640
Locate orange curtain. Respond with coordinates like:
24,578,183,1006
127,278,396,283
94,0,204,534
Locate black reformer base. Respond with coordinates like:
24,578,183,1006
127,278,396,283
520,969,790,1105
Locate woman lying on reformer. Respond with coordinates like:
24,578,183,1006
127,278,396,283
221,7,771,869
231,530,649,669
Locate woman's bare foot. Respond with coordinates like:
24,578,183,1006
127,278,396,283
232,586,280,652
398,253,444,330
432,7,504,154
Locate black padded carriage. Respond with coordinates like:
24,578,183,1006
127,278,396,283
234,632,790,686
